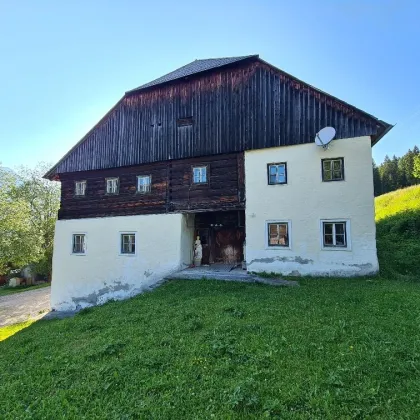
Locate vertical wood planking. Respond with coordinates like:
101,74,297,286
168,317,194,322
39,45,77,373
51,61,383,177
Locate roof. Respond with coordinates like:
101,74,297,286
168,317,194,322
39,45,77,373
127,55,258,93
44,55,392,179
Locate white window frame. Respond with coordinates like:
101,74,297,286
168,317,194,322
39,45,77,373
119,232,137,256
265,220,292,250
71,233,87,255
320,219,351,251
137,175,151,194
106,177,119,194
268,162,287,185
192,166,207,184
322,158,344,182
75,181,86,196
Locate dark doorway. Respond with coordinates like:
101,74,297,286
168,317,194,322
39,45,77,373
194,211,245,265
213,227,245,263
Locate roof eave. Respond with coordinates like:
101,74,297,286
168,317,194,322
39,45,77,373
43,96,126,180
371,121,394,146
257,58,391,129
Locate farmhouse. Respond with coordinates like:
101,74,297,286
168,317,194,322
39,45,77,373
45,55,391,310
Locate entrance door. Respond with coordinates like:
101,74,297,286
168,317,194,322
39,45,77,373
212,228,244,264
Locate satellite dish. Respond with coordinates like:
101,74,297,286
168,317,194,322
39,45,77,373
315,127,336,149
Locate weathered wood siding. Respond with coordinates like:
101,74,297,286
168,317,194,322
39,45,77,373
49,60,384,177
58,153,244,219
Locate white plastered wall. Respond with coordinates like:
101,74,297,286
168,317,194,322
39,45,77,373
180,214,195,268
245,136,379,276
51,213,193,310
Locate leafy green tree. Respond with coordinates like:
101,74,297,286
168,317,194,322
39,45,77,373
0,163,60,277
0,168,38,274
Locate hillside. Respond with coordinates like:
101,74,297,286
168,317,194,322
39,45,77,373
375,185,420,279
375,184,420,221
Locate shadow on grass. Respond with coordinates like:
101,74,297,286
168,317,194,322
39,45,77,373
376,209,420,280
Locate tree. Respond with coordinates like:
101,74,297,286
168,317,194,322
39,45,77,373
397,153,408,188
379,155,399,194
370,145,419,197
372,160,382,196
398,147,419,187
0,163,60,277
414,155,420,179
0,168,37,274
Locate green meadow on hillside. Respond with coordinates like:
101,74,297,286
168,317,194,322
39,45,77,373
0,186,419,419
375,185,420,280
375,184,420,221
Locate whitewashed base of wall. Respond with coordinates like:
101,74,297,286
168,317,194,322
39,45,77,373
51,213,194,311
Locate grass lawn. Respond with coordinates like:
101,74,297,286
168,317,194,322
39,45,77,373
0,282,50,297
0,279,420,418
0,186,419,418
0,320,34,341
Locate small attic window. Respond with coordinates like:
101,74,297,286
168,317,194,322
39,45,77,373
177,117,193,127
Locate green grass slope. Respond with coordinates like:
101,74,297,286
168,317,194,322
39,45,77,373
1,279,420,419
375,184,420,221
0,187,419,418
375,185,420,280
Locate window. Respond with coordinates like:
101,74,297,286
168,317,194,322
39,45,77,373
72,234,86,254
322,221,347,248
177,117,193,127
75,181,86,196
322,158,344,181
106,178,119,194
267,222,290,247
121,233,136,255
268,163,287,185
192,166,207,184
137,175,151,193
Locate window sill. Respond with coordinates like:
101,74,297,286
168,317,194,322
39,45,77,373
321,246,351,252
265,245,291,250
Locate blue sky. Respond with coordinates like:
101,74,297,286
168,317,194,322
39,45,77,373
0,0,418,169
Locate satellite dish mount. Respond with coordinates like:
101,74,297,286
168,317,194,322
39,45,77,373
315,127,336,150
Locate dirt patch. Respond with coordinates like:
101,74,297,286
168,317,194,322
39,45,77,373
0,287,51,327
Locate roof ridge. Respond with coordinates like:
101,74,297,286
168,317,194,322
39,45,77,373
195,55,256,61
126,55,258,94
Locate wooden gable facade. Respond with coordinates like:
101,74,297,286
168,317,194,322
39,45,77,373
47,55,391,220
